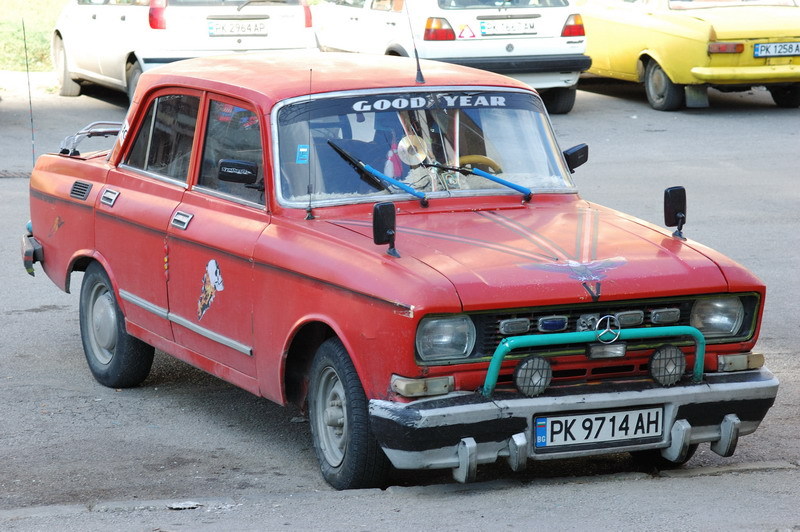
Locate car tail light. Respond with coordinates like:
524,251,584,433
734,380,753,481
561,14,585,37
708,42,744,54
149,0,167,30
302,1,312,28
424,18,455,41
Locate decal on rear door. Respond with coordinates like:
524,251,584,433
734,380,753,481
197,259,224,320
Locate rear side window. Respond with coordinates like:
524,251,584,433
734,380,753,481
126,94,200,182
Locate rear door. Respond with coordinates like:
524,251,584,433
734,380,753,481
165,95,270,392
98,88,202,341
312,0,368,52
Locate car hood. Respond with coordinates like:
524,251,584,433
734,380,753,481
680,6,800,39
331,197,729,310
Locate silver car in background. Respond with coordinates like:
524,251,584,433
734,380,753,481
53,0,317,100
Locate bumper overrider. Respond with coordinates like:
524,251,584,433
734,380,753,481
369,326,778,482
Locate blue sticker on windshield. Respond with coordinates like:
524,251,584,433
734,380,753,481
296,144,309,164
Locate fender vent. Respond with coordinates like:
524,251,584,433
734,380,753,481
70,181,92,200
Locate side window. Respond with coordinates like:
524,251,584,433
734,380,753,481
373,0,402,11
126,94,200,182
198,100,265,205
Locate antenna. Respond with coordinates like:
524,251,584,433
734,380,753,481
305,68,315,220
22,19,35,168
403,1,425,84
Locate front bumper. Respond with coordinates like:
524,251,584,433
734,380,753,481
370,368,778,482
438,53,592,75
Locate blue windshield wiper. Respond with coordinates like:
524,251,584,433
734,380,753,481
422,162,532,202
327,140,429,206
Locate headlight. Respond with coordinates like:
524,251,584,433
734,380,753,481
690,296,744,338
416,315,476,361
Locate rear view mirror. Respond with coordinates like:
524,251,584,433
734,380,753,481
563,144,588,173
373,202,399,258
664,186,687,239
218,159,258,184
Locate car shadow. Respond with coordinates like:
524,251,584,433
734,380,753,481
577,76,783,112
78,83,130,109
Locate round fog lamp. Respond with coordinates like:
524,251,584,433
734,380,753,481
513,356,552,397
650,345,686,386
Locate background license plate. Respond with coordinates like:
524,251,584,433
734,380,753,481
535,407,663,448
208,20,267,37
479,20,535,36
754,42,800,57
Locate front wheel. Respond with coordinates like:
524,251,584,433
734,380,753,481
79,262,154,388
308,338,389,490
644,61,684,111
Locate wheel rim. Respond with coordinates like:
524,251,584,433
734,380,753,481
55,41,66,85
88,284,117,365
648,65,670,105
314,366,348,467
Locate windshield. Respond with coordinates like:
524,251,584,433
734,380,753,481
275,89,575,207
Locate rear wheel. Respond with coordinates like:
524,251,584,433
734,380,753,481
126,62,142,102
644,60,683,111
308,338,389,490
769,85,800,108
54,36,81,97
541,86,577,115
79,262,154,388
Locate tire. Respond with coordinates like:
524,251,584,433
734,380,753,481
631,444,698,470
644,60,684,111
308,338,389,490
126,62,143,103
769,85,800,108
79,262,154,388
54,37,81,97
541,86,577,115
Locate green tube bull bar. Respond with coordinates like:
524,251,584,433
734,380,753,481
481,326,706,397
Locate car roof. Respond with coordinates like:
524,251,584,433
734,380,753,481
134,51,533,108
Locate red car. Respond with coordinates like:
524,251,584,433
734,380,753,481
23,52,777,489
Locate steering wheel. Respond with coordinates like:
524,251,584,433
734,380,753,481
459,154,502,173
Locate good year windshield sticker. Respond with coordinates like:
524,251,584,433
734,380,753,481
351,94,508,112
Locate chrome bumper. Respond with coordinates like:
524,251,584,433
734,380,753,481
369,368,778,482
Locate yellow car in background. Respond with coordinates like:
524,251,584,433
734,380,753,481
579,0,800,110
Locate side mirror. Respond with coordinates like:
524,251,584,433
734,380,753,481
664,186,687,239
563,143,588,173
373,202,400,258
218,159,258,184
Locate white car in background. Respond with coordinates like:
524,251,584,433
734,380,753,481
53,0,317,101
311,0,591,114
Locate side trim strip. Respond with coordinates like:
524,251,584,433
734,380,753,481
120,289,252,356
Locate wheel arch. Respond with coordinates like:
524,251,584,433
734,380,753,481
283,320,337,408
385,45,408,57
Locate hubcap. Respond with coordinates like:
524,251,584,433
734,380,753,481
649,66,669,104
90,287,117,365
315,366,347,467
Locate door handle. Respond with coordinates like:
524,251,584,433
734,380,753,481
171,211,194,230
100,189,120,207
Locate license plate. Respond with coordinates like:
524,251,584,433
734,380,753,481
534,407,663,449
754,42,800,58
479,19,535,36
208,20,267,37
